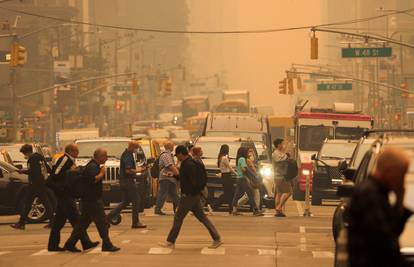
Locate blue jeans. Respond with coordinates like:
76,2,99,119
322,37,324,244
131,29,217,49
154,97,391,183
155,180,180,211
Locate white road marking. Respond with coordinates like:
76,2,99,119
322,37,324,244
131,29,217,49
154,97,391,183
0,251,11,256
299,226,306,233
257,249,281,256
140,229,149,234
31,249,59,256
201,247,225,255
300,237,307,252
312,251,334,258
148,248,173,255
121,240,131,244
87,247,110,255
295,201,304,216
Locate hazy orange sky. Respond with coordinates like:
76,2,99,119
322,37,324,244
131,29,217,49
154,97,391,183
186,1,324,115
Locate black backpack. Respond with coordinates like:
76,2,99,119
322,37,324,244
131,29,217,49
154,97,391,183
150,151,168,178
192,159,207,193
285,159,298,181
65,162,90,198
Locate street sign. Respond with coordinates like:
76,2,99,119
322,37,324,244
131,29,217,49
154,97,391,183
342,47,392,58
317,83,352,91
113,84,131,91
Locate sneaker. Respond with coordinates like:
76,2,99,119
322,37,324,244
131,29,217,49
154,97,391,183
158,241,175,249
10,223,25,230
253,210,264,216
275,212,286,217
102,245,120,252
154,210,167,216
208,240,223,249
131,223,147,229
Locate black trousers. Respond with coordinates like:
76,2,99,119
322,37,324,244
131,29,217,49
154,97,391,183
19,184,54,225
48,194,93,249
107,180,141,226
65,199,112,248
167,194,220,244
213,173,234,211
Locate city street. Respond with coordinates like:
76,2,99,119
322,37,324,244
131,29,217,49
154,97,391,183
0,201,335,267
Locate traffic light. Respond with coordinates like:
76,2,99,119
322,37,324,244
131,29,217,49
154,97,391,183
288,78,294,95
131,78,138,95
164,80,172,96
278,79,287,94
310,33,318,60
10,42,27,67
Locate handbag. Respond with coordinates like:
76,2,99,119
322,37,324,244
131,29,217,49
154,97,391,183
244,166,261,189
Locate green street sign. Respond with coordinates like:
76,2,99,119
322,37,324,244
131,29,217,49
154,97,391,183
342,47,392,58
113,84,131,91
317,83,352,91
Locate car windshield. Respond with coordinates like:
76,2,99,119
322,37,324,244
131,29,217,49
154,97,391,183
319,142,357,160
77,141,129,159
195,141,242,159
299,126,334,151
171,130,190,139
148,130,170,139
1,146,26,162
0,160,18,172
206,131,265,142
351,142,374,168
335,127,367,140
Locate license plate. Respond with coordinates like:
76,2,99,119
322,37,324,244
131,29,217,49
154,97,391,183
103,184,111,191
331,179,343,185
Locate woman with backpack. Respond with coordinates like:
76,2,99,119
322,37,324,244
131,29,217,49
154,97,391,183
231,146,262,216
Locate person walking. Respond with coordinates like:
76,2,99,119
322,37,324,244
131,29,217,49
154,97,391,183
347,147,413,267
10,144,54,230
106,141,147,228
159,145,222,249
47,143,98,251
64,148,120,252
212,144,235,213
154,141,180,215
191,146,212,213
272,139,292,217
237,147,262,212
231,146,262,216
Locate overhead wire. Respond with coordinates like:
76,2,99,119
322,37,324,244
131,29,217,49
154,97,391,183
0,5,412,35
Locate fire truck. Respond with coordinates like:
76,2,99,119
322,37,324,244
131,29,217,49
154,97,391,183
293,103,373,200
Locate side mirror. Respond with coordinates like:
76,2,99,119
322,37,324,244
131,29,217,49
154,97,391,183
147,157,155,165
15,164,23,170
338,160,348,172
311,154,317,161
342,168,356,180
337,183,354,198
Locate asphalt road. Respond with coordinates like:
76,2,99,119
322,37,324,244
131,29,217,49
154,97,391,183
0,200,336,267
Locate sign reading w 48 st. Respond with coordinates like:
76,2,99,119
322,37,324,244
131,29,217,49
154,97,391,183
342,47,392,58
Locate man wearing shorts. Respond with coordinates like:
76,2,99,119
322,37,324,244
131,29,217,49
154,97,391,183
272,139,292,217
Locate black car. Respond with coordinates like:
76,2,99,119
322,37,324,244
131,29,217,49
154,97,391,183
311,139,357,206
332,136,414,266
0,160,55,223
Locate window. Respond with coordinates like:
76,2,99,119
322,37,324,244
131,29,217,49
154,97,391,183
299,125,333,151
319,142,357,160
77,141,129,159
335,127,366,140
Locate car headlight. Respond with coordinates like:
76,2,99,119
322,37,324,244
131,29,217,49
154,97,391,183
302,169,311,176
260,166,273,179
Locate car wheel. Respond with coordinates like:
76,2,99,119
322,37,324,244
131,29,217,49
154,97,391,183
110,214,122,225
26,197,48,223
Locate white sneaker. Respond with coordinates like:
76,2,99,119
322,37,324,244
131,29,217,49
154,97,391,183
208,240,223,249
158,241,175,249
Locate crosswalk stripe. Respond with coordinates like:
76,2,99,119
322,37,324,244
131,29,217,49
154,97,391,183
0,251,11,256
87,247,110,255
140,230,149,234
31,249,59,256
201,247,225,255
148,248,173,255
312,251,334,258
121,240,131,244
257,249,281,256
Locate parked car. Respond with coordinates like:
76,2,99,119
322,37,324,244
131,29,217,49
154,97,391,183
0,160,54,223
75,137,153,209
311,139,357,205
0,150,13,165
332,134,414,266
0,143,52,169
